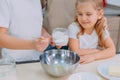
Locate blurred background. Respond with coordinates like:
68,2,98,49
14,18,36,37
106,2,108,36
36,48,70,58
104,0,120,53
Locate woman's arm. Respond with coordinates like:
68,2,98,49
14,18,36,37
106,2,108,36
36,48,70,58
40,0,46,9
41,27,52,44
41,27,51,39
0,27,34,49
0,27,49,51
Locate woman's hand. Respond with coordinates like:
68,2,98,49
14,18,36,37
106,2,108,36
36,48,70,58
34,36,49,52
50,37,63,49
50,41,62,49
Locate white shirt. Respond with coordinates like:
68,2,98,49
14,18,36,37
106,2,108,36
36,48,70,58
68,22,110,49
0,0,43,62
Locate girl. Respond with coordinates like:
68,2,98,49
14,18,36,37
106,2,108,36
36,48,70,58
68,0,116,64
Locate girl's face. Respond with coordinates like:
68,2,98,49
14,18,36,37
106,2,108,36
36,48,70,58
76,2,102,31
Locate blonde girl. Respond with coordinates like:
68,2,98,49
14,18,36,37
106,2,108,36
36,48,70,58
68,0,116,64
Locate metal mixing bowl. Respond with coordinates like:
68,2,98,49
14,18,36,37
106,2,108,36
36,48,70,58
39,49,80,77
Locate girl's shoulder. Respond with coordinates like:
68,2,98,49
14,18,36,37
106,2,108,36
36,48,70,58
68,22,80,31
68,22,80,39
69,22,79,27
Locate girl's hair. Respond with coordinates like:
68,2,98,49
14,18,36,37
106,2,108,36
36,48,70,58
75,0,105,47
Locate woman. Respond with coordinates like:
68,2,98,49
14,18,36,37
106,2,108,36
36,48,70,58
0,0,51,62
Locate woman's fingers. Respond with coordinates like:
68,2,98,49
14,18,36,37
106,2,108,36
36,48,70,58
56,46,62,49
34,37,49,51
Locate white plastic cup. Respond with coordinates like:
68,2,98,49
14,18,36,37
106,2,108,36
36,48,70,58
52,28,68,46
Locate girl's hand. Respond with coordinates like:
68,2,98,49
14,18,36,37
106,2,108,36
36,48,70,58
34,36,49,52
80,54,95,64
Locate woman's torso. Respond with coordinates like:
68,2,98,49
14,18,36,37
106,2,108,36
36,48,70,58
1,0,43,62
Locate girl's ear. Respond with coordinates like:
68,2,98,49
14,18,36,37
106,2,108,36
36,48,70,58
98,9,103,19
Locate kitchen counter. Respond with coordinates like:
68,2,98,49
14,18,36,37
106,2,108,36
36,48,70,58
15,54,120,80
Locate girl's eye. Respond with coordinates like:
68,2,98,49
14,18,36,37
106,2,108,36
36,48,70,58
77,13,82,16
87,14,92,16
79,14,82,16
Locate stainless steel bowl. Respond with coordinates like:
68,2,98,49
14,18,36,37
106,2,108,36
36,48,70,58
39,49,80,77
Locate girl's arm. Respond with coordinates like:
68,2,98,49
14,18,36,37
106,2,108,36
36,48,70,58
0,27,49,51
68,38,101,56
80,37,115,64
69,37,116,64
92,36,116,60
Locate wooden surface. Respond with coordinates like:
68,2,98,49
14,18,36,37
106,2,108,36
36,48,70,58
16,54,120,80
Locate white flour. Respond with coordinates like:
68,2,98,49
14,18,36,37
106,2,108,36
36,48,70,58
52,31,68,46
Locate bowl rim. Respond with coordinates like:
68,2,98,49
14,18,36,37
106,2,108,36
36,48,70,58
39,49,80,66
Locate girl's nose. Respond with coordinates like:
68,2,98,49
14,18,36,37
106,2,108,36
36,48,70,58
81,15,87,21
